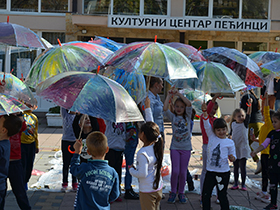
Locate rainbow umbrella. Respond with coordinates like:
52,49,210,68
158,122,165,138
202,47,264,87
104,41,197,81
249,51,280,67
164,42,206,62
89,36,126,52
25,41,113,88
36,71,144,122
0,93,30,115
260,58,280,78
0,72,37,106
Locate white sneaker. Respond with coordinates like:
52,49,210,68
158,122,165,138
255,191,270,204
255,161,262,174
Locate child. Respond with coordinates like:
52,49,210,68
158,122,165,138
0,115,22,210
129,121,163,210
251,110,280,210
251,92,274,203
70,131,119,210
201,102,236,210
21,103,39,190
199,93,220,204
229,98,252,191
163,89,192,204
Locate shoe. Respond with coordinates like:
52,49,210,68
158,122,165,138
124,188,139,200
115,197,122,202
162,194,165,199
255,161,262,174
188,184,195,191
241,185,247,191
167,192,176,204
261,194,271,204
200,200,203,208
178,193,187,204
231,185,239,190
263,203,278,209
216,199,220,204
72,183,78,192
61,182,68,192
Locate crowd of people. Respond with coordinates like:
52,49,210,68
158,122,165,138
1,77,280,210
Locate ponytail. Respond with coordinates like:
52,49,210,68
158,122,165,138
153,136,163,189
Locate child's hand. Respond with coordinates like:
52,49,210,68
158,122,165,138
250,151,256,158
228,154,235,162
73,139,83,154
247,98,253,105
144,96,150,108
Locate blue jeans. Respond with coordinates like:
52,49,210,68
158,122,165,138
8,160,31,210
0,189,6,210
124,138,138,190
275,99,280,111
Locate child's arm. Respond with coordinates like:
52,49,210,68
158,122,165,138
206,93,220,114
174,90,191,107
109,171,120,202
246,98,253,115
228,142,236,162
70,139,83,178
144,96,154,122
129,154,149,178
73,139,83,154
201,102,215,138
163,90,172,111
251,145,265,158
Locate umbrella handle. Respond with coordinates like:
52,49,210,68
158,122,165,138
246,102,252,107
260,95,265,100
218,96,223,100
68,145,75,154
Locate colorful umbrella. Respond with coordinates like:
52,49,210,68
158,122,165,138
260,58,280,78
164,42,206,62
89,36,126,52
102,67,146,104
248,51,280,67
202,47,264,87
0,20,45,49
25,42,112,88
178,61,246,93
0,93,30,115
36,71,144,122
104,41,197,81
0,72,37,106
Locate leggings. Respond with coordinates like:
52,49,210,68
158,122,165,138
269,172,280,205
61,140,77,184
233,158,247,186
170,149,190,194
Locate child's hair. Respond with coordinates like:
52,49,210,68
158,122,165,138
273,110,280,121
213,118,227,131
140,122,163,190
173,97,187,120
191,108,196,121
229,108,245,128
86,131,108,157
3,115,22,137
149,77,162,88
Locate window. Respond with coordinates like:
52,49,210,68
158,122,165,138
242,42,267,52
188,40,208,50
41,0,68,13
42,32,65,45
213,41,236,49
113,0,140,15
144,0,167,15
11,0,38,12
84,0,110,15
213,0,239,18
0,0,6,9
126,38,166,44
185,0,209,16
242,0,268,19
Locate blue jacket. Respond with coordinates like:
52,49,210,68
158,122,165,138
70,154,119,210
0,140,10,191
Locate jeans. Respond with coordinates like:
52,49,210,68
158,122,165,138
124,138,138,190
0,189,6,210
275,99,280,111
21,142,36,183
61,140,77,184
8,160,31,210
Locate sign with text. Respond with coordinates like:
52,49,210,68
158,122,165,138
108,15,270,32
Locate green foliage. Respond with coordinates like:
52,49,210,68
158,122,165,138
48,106,60,113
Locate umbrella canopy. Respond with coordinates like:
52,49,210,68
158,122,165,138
0,72,37,106
25,42,112,88
0,21,45,49
202,47,264,87
89,36,126,52
164,42,206,62
102,67,146,104
260,58,280,78
182,61,246,93
249,51,280,67
104,42,197,81
36,71,144,122
0,93,30,115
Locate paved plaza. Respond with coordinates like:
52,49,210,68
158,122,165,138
4,116,280,210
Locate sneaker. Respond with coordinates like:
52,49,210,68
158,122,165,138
167,192,176,204
61,182,68,192
263,203,278,209
231,185,239,190
124,188,139,200
216,199,220,204
261,194,271,204
255,161,262,175
115,197,122,202
241,185,247,191
72,183,78,192
178,193,187,204
200,200,203,208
